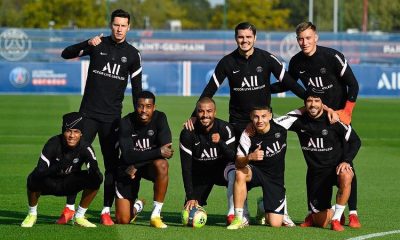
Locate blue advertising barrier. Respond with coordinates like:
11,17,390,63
1,61,399,97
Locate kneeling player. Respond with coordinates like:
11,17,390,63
21,112,103,228
115,91,173,228
228,106,288,229
180,97,237,224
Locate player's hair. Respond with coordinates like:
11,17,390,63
136,91,156,104
196,97,216,110
296,21,317,36
251,106,273,114
111,9,130,24
235,22,257,37
304,88,324,103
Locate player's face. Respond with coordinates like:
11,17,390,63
197,102,216,129
63,129,82,148
296,28,318,56
136,98,155,124
251,110,272,133
305,96,324,118
235,29,256,56
111,17,130,43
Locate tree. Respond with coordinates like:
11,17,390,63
208,0,290,31
177,0,212,29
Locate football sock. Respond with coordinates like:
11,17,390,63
349,210,358,215
28,204,38,215
75,206,87,218
151,201,163,218
101,207,110,215
332,204,345,221
234,208,244,220
226,170,235,215
66,204,75,211
284,196,288,215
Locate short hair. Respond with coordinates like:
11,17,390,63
251,106,273,114
196,97,216,110
235,22,257,37
295,21,317,36
111,9,130,24
136,91,156,104
304,88,324,103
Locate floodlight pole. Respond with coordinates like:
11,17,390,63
333,0,338,33
308,0,313,22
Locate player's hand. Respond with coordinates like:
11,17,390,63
183,117,196,131
184,200,199,211
337,110,352,125
323,105,339,124
211,133,220,143
249,145,264,161
336,162,353,175
88,33,103,46
245,122,256,137
125,165,137,179
161,143,174,159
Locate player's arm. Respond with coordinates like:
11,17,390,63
130,51,143,108
179,129,196,201
30,139,63,178
236,132,263,168
82,145,103,183
273,109,302,130
268,53,305,99
336,122,362,163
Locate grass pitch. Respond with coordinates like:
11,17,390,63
0,95,399,240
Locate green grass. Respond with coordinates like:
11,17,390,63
0,95,399,240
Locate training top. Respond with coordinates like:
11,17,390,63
237,120,288,177
289,46,359,110
118,110,172,169
61,36,142,122
179,118,236,199
275,111,361,170
31,135,99,179
196,48,305,124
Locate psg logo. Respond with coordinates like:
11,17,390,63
320,68,327,74
256,66,263,72
9,67,30,88
73,158,79,164
321,129,328,136
147,130,154,136
275,133,281,138
121,56,127,63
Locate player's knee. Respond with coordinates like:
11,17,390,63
235,168,247,182
115,213,130,224
338,171,353,187
154,159,169,175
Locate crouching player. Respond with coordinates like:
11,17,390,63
179,97,238,224
21,112,103,228
115,91,173,228
275,89,361,231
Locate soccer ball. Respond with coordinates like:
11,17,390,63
181,207,207,228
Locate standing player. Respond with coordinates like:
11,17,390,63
115,91,173,228
275,89,361,231
227,106,289,229
21,112,103,228
179,97,239,224
288,21,361,228
60,9,142,225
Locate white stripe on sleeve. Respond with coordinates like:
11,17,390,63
212,73,220,88
40,153,50,167
180,143,192,156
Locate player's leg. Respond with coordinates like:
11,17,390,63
58,118,99,224
331,166,353,231
115,173,143,224
300,170,314,227
98,119,119,225
261,175,286,227
227,165,252,230
347,168,361,228
223,162,235,224
21,173,41,227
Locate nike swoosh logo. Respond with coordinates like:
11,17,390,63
100,52,107,55
132,134,138,137
300,70,306,74
257,141,263,145
233,70,240,74
195,142,200,146
300,129,306,132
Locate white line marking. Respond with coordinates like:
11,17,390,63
346,230,400,240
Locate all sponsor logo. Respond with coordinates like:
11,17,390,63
377,72,400,90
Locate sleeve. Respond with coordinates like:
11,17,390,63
118,117,162,166
82,145,100,171
333,52,359,102
191,59,227,117
237,132,251,157
179,129,195,200
130,51,143,108
217,123,236,163
273,109,302,130
157,112,172,146
335,122,361,163
61,39,92,59
268,53,305,99
30,140,61,178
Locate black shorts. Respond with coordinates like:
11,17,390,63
27,170,102,196
306,168,338,212
247,165,285,214
187,162,230,206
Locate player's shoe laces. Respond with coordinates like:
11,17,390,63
226,214,235,225
331,219,344,231
75,216,96,228
100,212,114,226
227,217,247,230
21,213,37,227
255,197,266,225
56,207,75,224
348,214,361,228
150,217,167,229
130,199,145,224
300,213,313,227
340,214,346,225
282,214,296,227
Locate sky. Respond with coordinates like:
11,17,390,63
208,0,224,7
